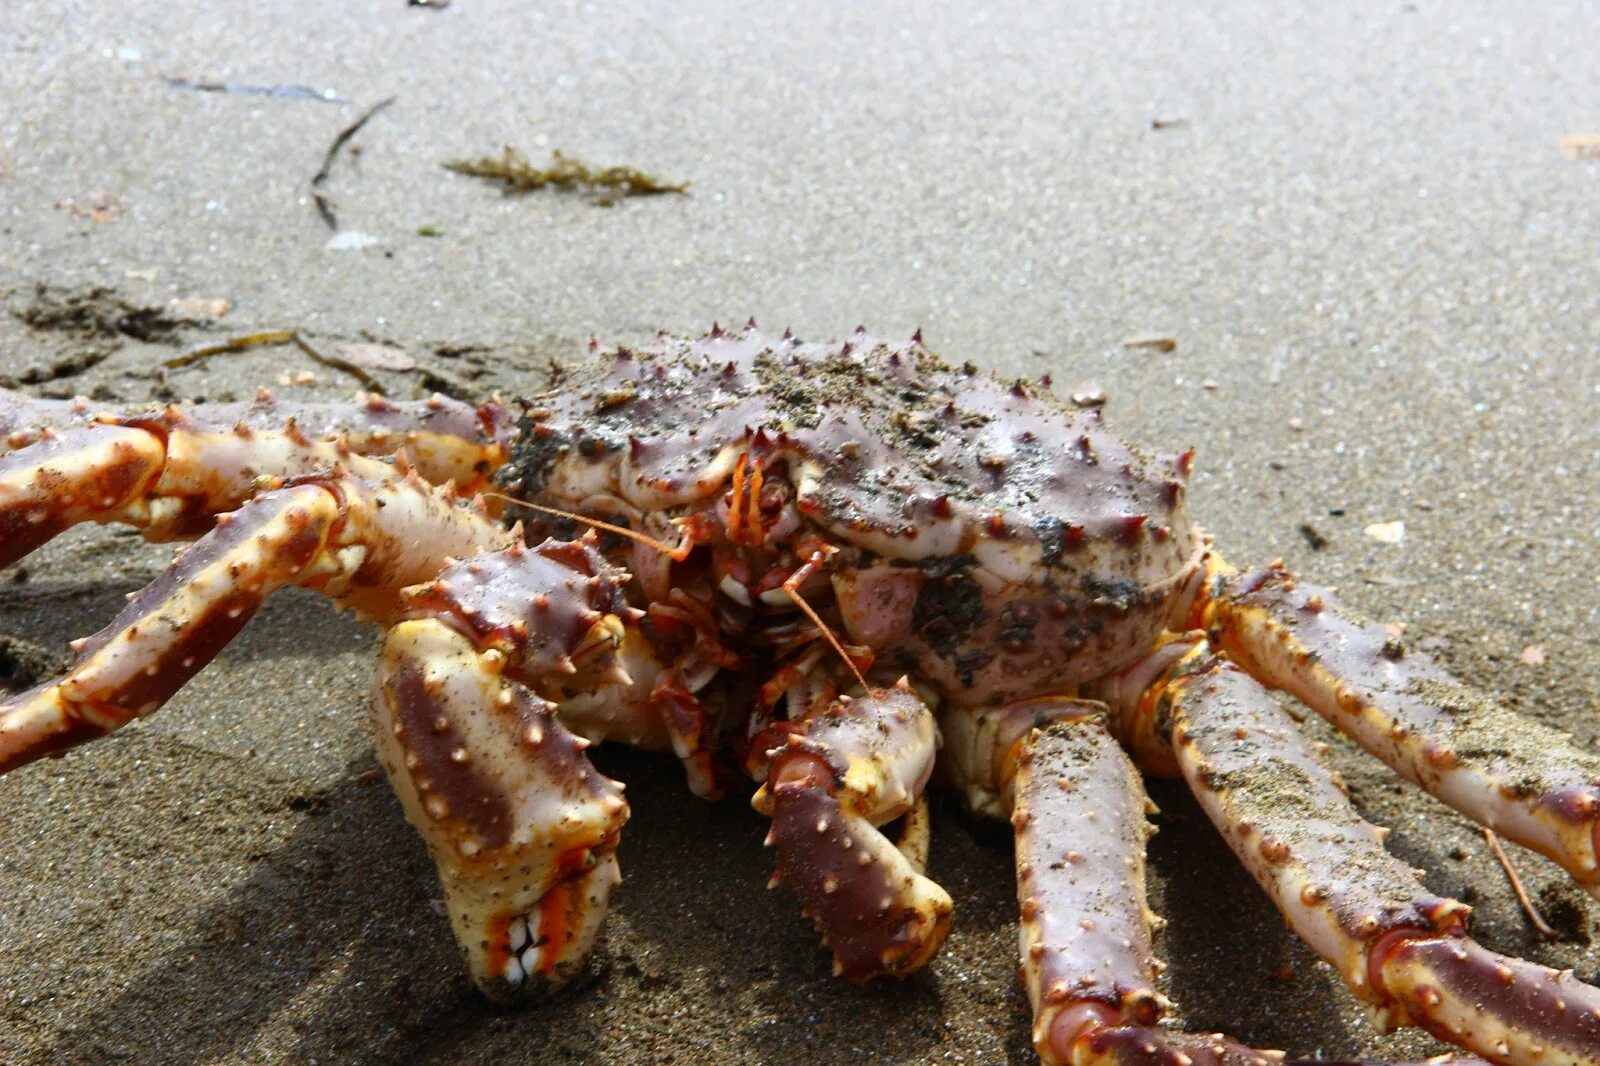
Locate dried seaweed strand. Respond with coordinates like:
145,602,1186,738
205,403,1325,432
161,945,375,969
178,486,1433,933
443,147,688,206
1482,827,1558,938
311,96,397,230
164,330,386,394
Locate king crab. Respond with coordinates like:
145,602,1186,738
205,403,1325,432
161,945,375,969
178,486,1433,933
2,323,1598,1065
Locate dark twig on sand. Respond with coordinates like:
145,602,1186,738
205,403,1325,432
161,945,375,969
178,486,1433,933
444,147,689,206
311,97,397,230
165,330,387,394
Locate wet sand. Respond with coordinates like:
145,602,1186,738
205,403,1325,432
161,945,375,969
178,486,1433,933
3,2,1599,1063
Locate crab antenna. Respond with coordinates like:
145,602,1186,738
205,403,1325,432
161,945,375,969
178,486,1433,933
782,550,869,692
479,493,686,558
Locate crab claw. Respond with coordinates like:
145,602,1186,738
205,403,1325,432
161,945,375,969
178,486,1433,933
373,618,629,996
755,682,953,978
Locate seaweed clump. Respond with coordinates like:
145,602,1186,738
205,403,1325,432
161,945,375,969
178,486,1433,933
444,147,689,206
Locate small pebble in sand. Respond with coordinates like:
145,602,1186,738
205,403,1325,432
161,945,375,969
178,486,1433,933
1364,520,1405,544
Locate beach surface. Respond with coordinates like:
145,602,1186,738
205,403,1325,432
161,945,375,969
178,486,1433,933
2,3,1598,1062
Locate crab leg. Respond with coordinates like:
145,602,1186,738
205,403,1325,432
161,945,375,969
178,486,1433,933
0,387,510,566
1195,561,1600,896
0,386,511,489
0,423,166,569
752,680,954,978
1161,649,1600,1064
0,469,510,773
942,703,1272,1066
1013,718,1168,1059
0,484,341,771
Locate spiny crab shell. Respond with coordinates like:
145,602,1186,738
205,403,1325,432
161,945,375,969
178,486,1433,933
500,326,1205,705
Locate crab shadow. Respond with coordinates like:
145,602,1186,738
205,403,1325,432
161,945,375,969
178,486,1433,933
5,563,1500,1062
38,742,1009,1065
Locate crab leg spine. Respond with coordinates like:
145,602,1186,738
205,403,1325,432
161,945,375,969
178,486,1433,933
1198,560,1600,895
1166,653,1600,1064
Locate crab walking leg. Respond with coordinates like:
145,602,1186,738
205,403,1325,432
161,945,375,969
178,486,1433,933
1195,561,1600,895
752,680,954,978
0,484,341,771
947,704,1279,1066
1164,652,1600,1065
0,386,512,492
373,619,629,997
0,470,512,774
1012,720,1167,1061
0,388,511,566
0,423,166,569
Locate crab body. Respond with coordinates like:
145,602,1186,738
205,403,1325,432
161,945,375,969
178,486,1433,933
506,327,1202,708
3,325,1600,1066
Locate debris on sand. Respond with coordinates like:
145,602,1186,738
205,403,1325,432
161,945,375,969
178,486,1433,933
169,296,232,319
163,75,344,104
311,97,397,230
1559,133,1600,159
166,329,387,394
1121,334,1177,353
15,285,191,343
1363,520,1405,544
1297,523,1330,551
444,147,690,206
340,342,415,371
54,188,124,223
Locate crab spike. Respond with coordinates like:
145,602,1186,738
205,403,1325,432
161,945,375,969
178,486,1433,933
911,328,924,345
